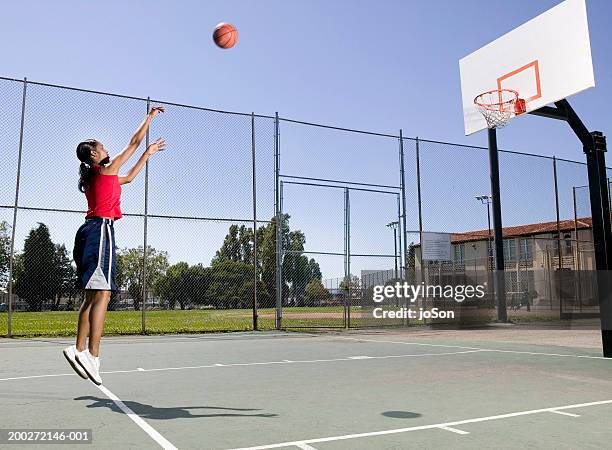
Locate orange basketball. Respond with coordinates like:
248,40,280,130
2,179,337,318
213,23,238,49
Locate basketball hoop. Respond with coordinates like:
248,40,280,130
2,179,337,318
474,89,526,129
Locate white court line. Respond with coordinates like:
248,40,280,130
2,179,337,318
294,442,318,450
0,333,310,348
338,337,484,351
0,372,76,381
336,337,612,360
550,410,581,417
438,426,470,435
101,333,307,345
0,350,484,382
228,399,612,450
97,384,177,450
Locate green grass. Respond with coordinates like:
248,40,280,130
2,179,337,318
0,309,269,337
0,307,349,337
0,306,567,337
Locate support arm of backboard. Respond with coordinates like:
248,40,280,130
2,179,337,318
553,99,593,149
528,106,568,121
528,100,592,148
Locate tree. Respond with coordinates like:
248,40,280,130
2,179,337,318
305,279,330,305
11,252,23,290
214,225,241,262
155,262,190,310
184,264,212,308
208,258,256,309
240,225,254,264
308,258,322,281
213,215,320,308
155,262,212,310
0,221,11,291
14,223,57,311
339,275,361,291
109,252,126,311
282,230,322,306
214,224,255,265
50,244,77,310
259,219,279,308
117,246,169,310
214,220,277,308
407,242,416,271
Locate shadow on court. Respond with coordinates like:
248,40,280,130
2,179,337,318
381,411,422,419
75,396,278,420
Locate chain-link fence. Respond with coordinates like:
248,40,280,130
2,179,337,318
0,76,606,336
0,78,277,336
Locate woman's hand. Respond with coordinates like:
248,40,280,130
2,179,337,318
148,106,165,118
146,138,166,156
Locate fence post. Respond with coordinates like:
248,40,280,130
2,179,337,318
7,77,28,337
415,137,424,289
399,130,408,278
572,186,583,312
274,112,282,329
573,186,578,237
141,97,150,334
573,185,583,268
344,187,347,328
396,193,402,278
553,157,562,270
279,180,284,317
344,187,351,329
416,137,423,252
251,113,258,330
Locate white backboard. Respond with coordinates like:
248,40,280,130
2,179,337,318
460,0,595,135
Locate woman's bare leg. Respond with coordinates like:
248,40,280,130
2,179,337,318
88,290,111,357
75,291,95,352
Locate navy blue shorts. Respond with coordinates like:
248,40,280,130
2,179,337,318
73,217,117,291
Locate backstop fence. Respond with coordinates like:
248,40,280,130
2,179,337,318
0,76,606,335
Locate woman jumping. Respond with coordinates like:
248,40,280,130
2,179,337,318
63,106,166,385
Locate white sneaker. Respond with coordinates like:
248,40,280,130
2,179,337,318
63,345,88,379
75,350,102,385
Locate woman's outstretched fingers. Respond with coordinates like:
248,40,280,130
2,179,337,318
146,138,166,155
149,106,165,117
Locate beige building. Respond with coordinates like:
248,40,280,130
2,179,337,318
414,218,596,311
416,218,594,271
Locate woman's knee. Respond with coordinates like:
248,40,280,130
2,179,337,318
93,290,112,304
80,291,96,310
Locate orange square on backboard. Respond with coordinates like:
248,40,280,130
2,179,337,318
497,60,542,103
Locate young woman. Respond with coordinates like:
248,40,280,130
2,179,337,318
63,106,166,385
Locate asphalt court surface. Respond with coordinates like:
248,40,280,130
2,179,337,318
1,329,611,449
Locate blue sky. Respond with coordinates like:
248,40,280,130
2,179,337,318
1,0,611,280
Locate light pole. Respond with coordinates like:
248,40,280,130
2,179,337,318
387,221,399,278
476,195,493,269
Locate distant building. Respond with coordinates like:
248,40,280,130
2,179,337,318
414,218,596,310
415,218,593,272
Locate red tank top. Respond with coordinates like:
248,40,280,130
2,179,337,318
85,165,123,220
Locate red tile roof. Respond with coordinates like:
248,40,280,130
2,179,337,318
449,218,592,244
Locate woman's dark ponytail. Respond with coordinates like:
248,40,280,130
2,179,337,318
76,140,97,193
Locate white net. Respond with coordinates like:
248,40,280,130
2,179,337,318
475,89,523,129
